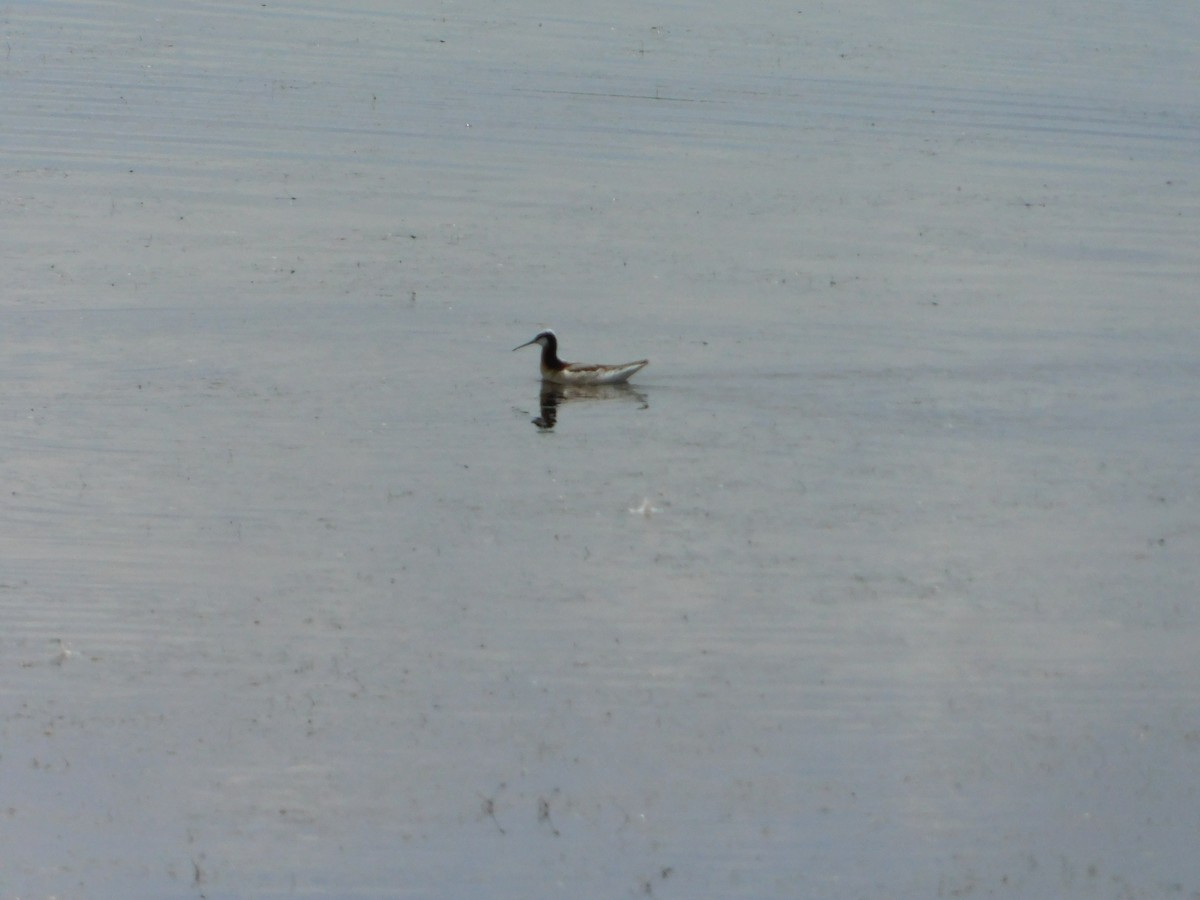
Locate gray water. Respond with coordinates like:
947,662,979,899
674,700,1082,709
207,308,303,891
3,2,1199,897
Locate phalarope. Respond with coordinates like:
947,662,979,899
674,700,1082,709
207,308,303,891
513,330,648,385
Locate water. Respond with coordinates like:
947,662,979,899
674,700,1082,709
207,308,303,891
3,2,1198,897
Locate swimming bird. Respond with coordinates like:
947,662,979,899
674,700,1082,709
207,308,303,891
513,330,648,385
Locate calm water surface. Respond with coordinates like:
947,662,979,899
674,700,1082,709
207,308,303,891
3,2,1198,897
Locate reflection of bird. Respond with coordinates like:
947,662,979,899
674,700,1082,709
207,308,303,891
531,382,648,430
513,330,648,385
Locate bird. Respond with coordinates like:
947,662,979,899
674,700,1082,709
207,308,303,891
512,330,648,385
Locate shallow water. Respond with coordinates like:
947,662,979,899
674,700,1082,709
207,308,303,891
3,2,1199,897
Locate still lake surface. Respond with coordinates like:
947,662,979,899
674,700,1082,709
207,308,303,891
3,2,1198,897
